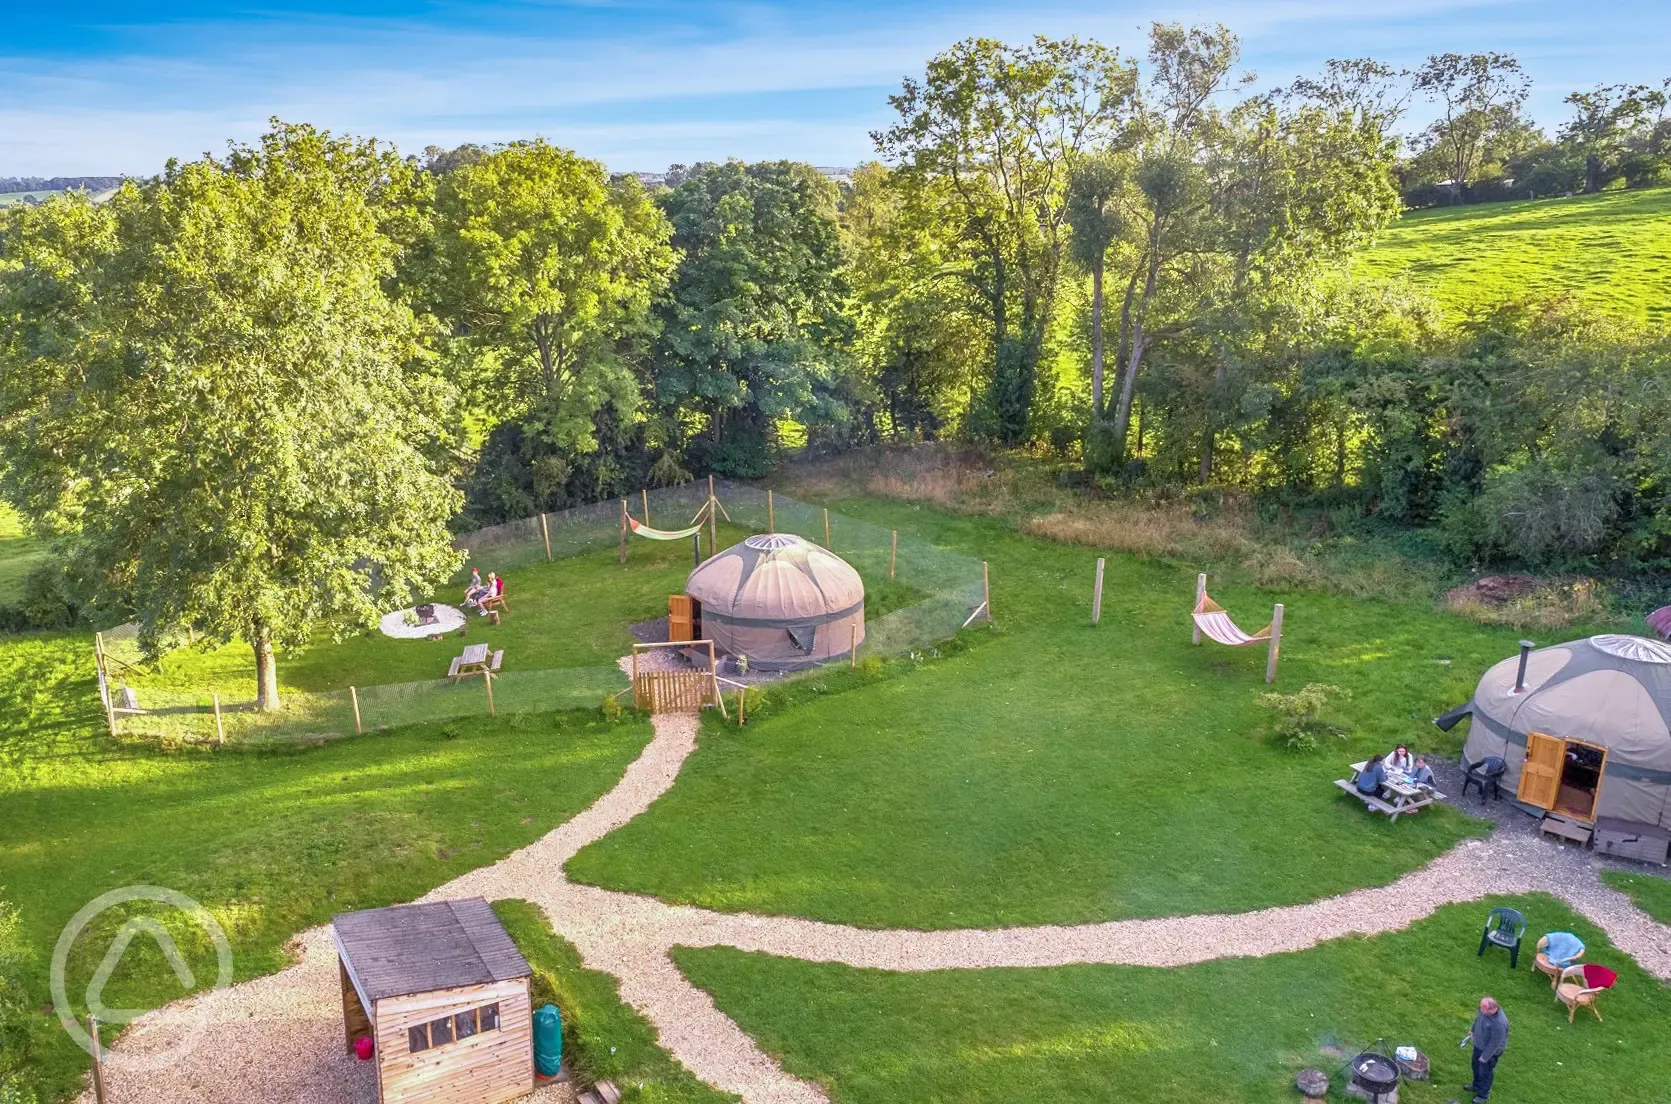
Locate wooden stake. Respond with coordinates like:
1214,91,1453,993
484,670,496,716
350,686,362,735
1266,603,1285,684
737,686,746,726
640,487,651,528
1192,573,1207,645
540,512,552,560
619,499,628,564
823,507,830,548
211,691,225,744
94,632,116,737
890,530,897,579
708,641,727,719
708,475,718,557
982,560,991,623
89,1016,106,1104
767,490,775,533
851,623,858,668
1091,558,1106,626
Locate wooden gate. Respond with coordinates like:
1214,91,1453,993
630,639,727,717
633,669,713,713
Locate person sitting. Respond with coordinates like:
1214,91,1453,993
1356,753,1388,797
464,567,487,608
1539,930,1586,968
478,571,505,616
1409,755,1436,787
1386,744,1414,773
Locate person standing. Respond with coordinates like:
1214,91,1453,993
1463,996,1509,1102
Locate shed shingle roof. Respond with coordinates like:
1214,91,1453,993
332,897,531,1002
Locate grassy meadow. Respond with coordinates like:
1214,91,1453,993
1358,187,1671,325
675,894,1671,1104
0,504,47,605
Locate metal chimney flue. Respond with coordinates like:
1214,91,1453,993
1514,639,1535,693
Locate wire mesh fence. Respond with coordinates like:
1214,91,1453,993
97,480,989,747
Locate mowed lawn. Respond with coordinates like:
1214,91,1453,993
566,500,1537,929
0,627,655,1098
0,503,48,605
674,894,1671,1104
1358,187,1671,324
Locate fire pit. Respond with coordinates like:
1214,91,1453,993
1348,1051,1400,1102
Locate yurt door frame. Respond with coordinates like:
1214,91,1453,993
1518,731,1609,823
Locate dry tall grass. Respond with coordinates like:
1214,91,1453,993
776,445,1620,628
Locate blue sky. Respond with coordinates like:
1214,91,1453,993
3,1,1668,177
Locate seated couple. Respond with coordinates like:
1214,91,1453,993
464,568,505,616
1356,745,1435,796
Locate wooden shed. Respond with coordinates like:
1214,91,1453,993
333,898,534,1104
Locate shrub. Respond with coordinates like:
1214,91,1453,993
599,693,625,724
0,890,42,1102
1260,683,1351,752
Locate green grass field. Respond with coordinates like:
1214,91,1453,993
1602,869,1671,926
675,894,1671,1104
1359,187,1671,324
0,504,48,605
0,622,654,1098
565,498,1539,929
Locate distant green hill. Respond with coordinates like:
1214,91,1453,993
1357,187,1671,326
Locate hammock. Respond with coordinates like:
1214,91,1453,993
627,516,704,541
1192,592,1272,647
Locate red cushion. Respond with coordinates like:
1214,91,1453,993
1582,963,1617,989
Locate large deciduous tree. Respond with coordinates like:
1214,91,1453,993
1412,52,1531,203
651,160,852,477
0,122,461,709
876,35,1138,444
421,141,676,450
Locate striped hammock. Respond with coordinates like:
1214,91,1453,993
1193,593,1272,647
627,516,705,541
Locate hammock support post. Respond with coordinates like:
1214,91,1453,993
1091,558,1105,626
708,475,718,558
1266,603,1284,684
1192,573,1206,645
619,500,629,564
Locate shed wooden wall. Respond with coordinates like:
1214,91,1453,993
374,978,532,1104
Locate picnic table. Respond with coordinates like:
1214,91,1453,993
447,642,503,682
1335,760,1446,823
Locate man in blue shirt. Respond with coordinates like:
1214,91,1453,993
1464,996,1509,1102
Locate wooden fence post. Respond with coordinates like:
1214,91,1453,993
350,686,362,735
89,1016,106,1104
708,474,718,557
1266,604,1285,684
1091,558,1106,626
642,488,651,528
850,623,858,668
982,560,991,623
540,512,552,560
484,670,496,716
738,687,746,726
767,490,775,533
94,631,116,737
823,507,831,549
619,499,628,564
1192,573,1207,645
889,530,897,579
211,691,225,744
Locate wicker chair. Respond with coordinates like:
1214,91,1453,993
1532,934,1585,989
1556,963,1617,1023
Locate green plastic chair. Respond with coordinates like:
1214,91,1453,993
1477,907,1527,967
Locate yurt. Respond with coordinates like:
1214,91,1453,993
683,533,864,670
1444,634,1671,830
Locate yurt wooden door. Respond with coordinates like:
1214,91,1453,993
668,595,694,643
1518,732,1566,810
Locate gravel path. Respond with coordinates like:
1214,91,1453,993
81,706,1671,1104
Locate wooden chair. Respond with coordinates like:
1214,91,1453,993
1556,963,1617,1022
480,590,508,617
1533,934,1585,989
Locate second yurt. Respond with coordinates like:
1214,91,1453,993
684,533,865,669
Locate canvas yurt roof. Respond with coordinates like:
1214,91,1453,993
685,533,866,669
1467,635,1671,775
687,533,864,624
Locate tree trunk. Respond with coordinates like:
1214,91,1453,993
1585,153,1602,195
252,617,280,712
1089,258,1105,417
1199,428,1214,482
1111,237,1161,460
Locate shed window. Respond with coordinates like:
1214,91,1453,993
479,1002,500,1031
455,1009,478,1039
408,1025,430,1053
430,1015,453,1046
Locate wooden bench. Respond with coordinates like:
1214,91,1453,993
1335,778,1403,817
447,656,464,681
488,649,503,674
